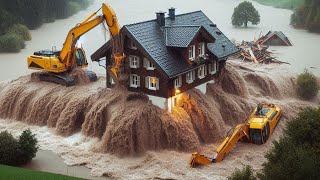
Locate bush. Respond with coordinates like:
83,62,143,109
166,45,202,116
0,131,19,166
259,107,320,180
16,129,38,165
0,33,25,52
296,70,319,100
0,129,38,166
228,165,256,180
8,24,31,41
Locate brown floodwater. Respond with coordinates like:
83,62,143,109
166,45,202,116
0,0,319,82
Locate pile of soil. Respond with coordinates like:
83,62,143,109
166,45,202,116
0,61,318,179
0,61,317,157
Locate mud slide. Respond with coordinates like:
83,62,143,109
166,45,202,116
0,62,317,157
0,70,224,156
0,61,318,178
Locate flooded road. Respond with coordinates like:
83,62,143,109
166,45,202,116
0,0,319,82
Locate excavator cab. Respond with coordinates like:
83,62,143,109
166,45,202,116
75,48,88,67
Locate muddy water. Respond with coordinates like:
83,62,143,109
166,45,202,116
0,0,319,82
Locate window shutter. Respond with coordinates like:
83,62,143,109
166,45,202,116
145,76,149,88
129,75,133,87
156,78,159,90
143,58,148,68
136,57,140,68
192,70,195,80
204,65,207,76
137,76,140,87
129,56,132,68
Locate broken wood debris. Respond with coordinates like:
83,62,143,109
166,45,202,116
236,40,289,64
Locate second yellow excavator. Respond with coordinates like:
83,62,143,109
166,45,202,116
27,3,125,86
189,103,282,167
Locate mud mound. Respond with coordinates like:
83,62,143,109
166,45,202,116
0,76,204,155
220,64,249,97
0,61,317,157
177,89,227,143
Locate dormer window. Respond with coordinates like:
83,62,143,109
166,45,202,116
189,45,195,60
144,58,155,70
198,43,205,56
129,40,137,50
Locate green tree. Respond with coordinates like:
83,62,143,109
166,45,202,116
0,131,19,166
232,1,261,27
16,129,39,165
259,107,320,180
296,70,319,100
0,33,26,52
0,129,38,166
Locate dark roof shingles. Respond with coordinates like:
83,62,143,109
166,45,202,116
124,11,239,78
165,26,201,47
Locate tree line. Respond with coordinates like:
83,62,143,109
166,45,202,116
291,0,320,32
0,0,91,52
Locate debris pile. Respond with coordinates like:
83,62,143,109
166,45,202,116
237,40,289,64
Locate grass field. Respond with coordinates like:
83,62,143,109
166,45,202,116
0,165,82,180
254,0,304,9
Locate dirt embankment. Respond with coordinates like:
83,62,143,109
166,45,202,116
0,62,317,156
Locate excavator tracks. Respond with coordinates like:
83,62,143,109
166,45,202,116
31,70,97,87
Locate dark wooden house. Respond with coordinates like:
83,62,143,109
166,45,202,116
91,9,239,109
259,31,292,46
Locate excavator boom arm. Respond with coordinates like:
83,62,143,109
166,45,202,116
59,3,121,67
214,124,249,162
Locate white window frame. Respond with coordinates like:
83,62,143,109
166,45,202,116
130,74,140,88
198,43,205,56
129,55,140,68
144,58,155,70
189,45,195,60
145,76,159,91
186,70,195,84
129,40,137,50
198,65,207,79
209,61,217,74
174,75,182,89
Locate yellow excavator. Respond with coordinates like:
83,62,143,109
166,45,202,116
27,3,125,86
189,103,282,167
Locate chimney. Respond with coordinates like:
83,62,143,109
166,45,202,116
168,7,175,20
156,11,166,26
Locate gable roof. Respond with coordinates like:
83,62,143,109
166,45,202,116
165,25,201,47
262,31,292,46
92,10,239,78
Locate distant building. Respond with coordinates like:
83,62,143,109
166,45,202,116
91,9,239,110
259,31,292,46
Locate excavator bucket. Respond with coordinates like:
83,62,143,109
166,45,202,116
189,152,212,168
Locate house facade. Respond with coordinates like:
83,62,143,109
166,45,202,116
91,8,239,109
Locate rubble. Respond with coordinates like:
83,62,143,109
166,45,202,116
237,39,290,64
